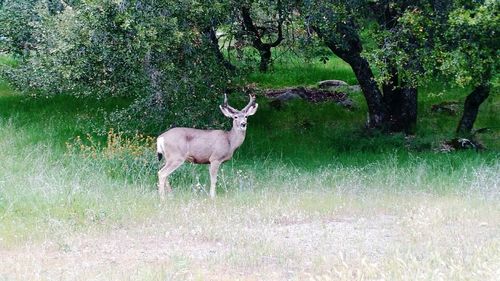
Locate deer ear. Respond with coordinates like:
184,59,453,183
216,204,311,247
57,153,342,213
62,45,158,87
245,103,258,116
220,105,235,118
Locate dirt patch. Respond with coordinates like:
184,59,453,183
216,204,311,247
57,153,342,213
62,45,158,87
0,214,399,280
1,196,499,280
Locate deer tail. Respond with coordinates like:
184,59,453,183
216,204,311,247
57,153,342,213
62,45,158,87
157,136,164,161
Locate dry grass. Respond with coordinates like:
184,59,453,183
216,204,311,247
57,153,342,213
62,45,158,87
1,118,499,280
1,191,499,280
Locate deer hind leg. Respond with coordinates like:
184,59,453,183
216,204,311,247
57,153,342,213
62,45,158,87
209,161,221,199
158,158,184,198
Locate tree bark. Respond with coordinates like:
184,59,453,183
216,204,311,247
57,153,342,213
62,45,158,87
347,54,388,128
382,66,418,133
313,24,388,129
382,64,399,129
370,3,419,134
258,47,272,72
398,86,418,134
382,66,399,104
456,84,490,136
384,88,418,133
204,25,236,72
240,3,284,72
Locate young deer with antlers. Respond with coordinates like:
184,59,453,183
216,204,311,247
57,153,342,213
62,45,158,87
156,94,258,198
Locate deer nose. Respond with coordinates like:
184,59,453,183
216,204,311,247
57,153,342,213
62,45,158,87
241,122,247,127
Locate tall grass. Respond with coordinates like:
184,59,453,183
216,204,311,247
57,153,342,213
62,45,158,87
0,90,498,247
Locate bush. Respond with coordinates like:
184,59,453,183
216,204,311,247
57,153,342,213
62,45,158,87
66,129,156,182
1,0,231,134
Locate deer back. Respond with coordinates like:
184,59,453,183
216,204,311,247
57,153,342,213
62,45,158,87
158,127,232,164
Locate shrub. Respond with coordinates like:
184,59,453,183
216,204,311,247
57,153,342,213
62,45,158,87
2,0,231,134
66,128,156,182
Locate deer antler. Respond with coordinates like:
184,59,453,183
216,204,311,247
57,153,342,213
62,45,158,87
242,94,256,113
223,93,238,114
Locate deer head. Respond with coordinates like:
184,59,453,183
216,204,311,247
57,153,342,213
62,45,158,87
219,93,258,131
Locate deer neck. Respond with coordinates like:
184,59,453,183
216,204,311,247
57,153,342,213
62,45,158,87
227,126,246,152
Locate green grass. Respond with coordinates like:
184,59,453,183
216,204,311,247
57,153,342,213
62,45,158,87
0,68,498,243
0,54,499,280
246,55,358,88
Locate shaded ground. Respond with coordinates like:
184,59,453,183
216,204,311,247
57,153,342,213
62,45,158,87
264,87,351,103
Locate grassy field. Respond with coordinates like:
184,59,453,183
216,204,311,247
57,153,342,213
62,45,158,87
0,54,499,280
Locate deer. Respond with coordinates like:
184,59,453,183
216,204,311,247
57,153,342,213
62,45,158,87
156,94,258,199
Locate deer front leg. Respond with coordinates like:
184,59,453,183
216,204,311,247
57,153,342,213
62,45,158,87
209,161,221,199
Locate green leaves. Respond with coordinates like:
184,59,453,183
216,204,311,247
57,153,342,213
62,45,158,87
1,0,231,134
438,0,499,87
0,0,40,55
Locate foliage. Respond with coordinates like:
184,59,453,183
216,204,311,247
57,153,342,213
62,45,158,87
0,0,498,135
0,0,39,55
66,129,156,181
434,0,499,87
300,0,498,133
365,2,434,87
303,0,438,86
227,0,296,71
1,0,232,134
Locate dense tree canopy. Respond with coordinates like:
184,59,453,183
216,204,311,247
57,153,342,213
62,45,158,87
0,0,497,136
0,0,39,55
1,0,232,133
431,0,499,135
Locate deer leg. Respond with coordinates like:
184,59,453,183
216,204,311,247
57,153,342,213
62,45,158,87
209,161,221,199
158,159,184,198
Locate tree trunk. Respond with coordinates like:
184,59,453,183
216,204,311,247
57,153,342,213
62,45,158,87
382,66,418,134
382,64,399,102
204,26,236,72
240,5,283,73
258,47,272,72
370,3,421,134
384,87,418,134
313,24,388,129
456,84,490,136
382,65,399,128
398,87,418,134
344,54,388,129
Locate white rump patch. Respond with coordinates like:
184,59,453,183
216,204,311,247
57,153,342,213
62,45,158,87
157,136,164,153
